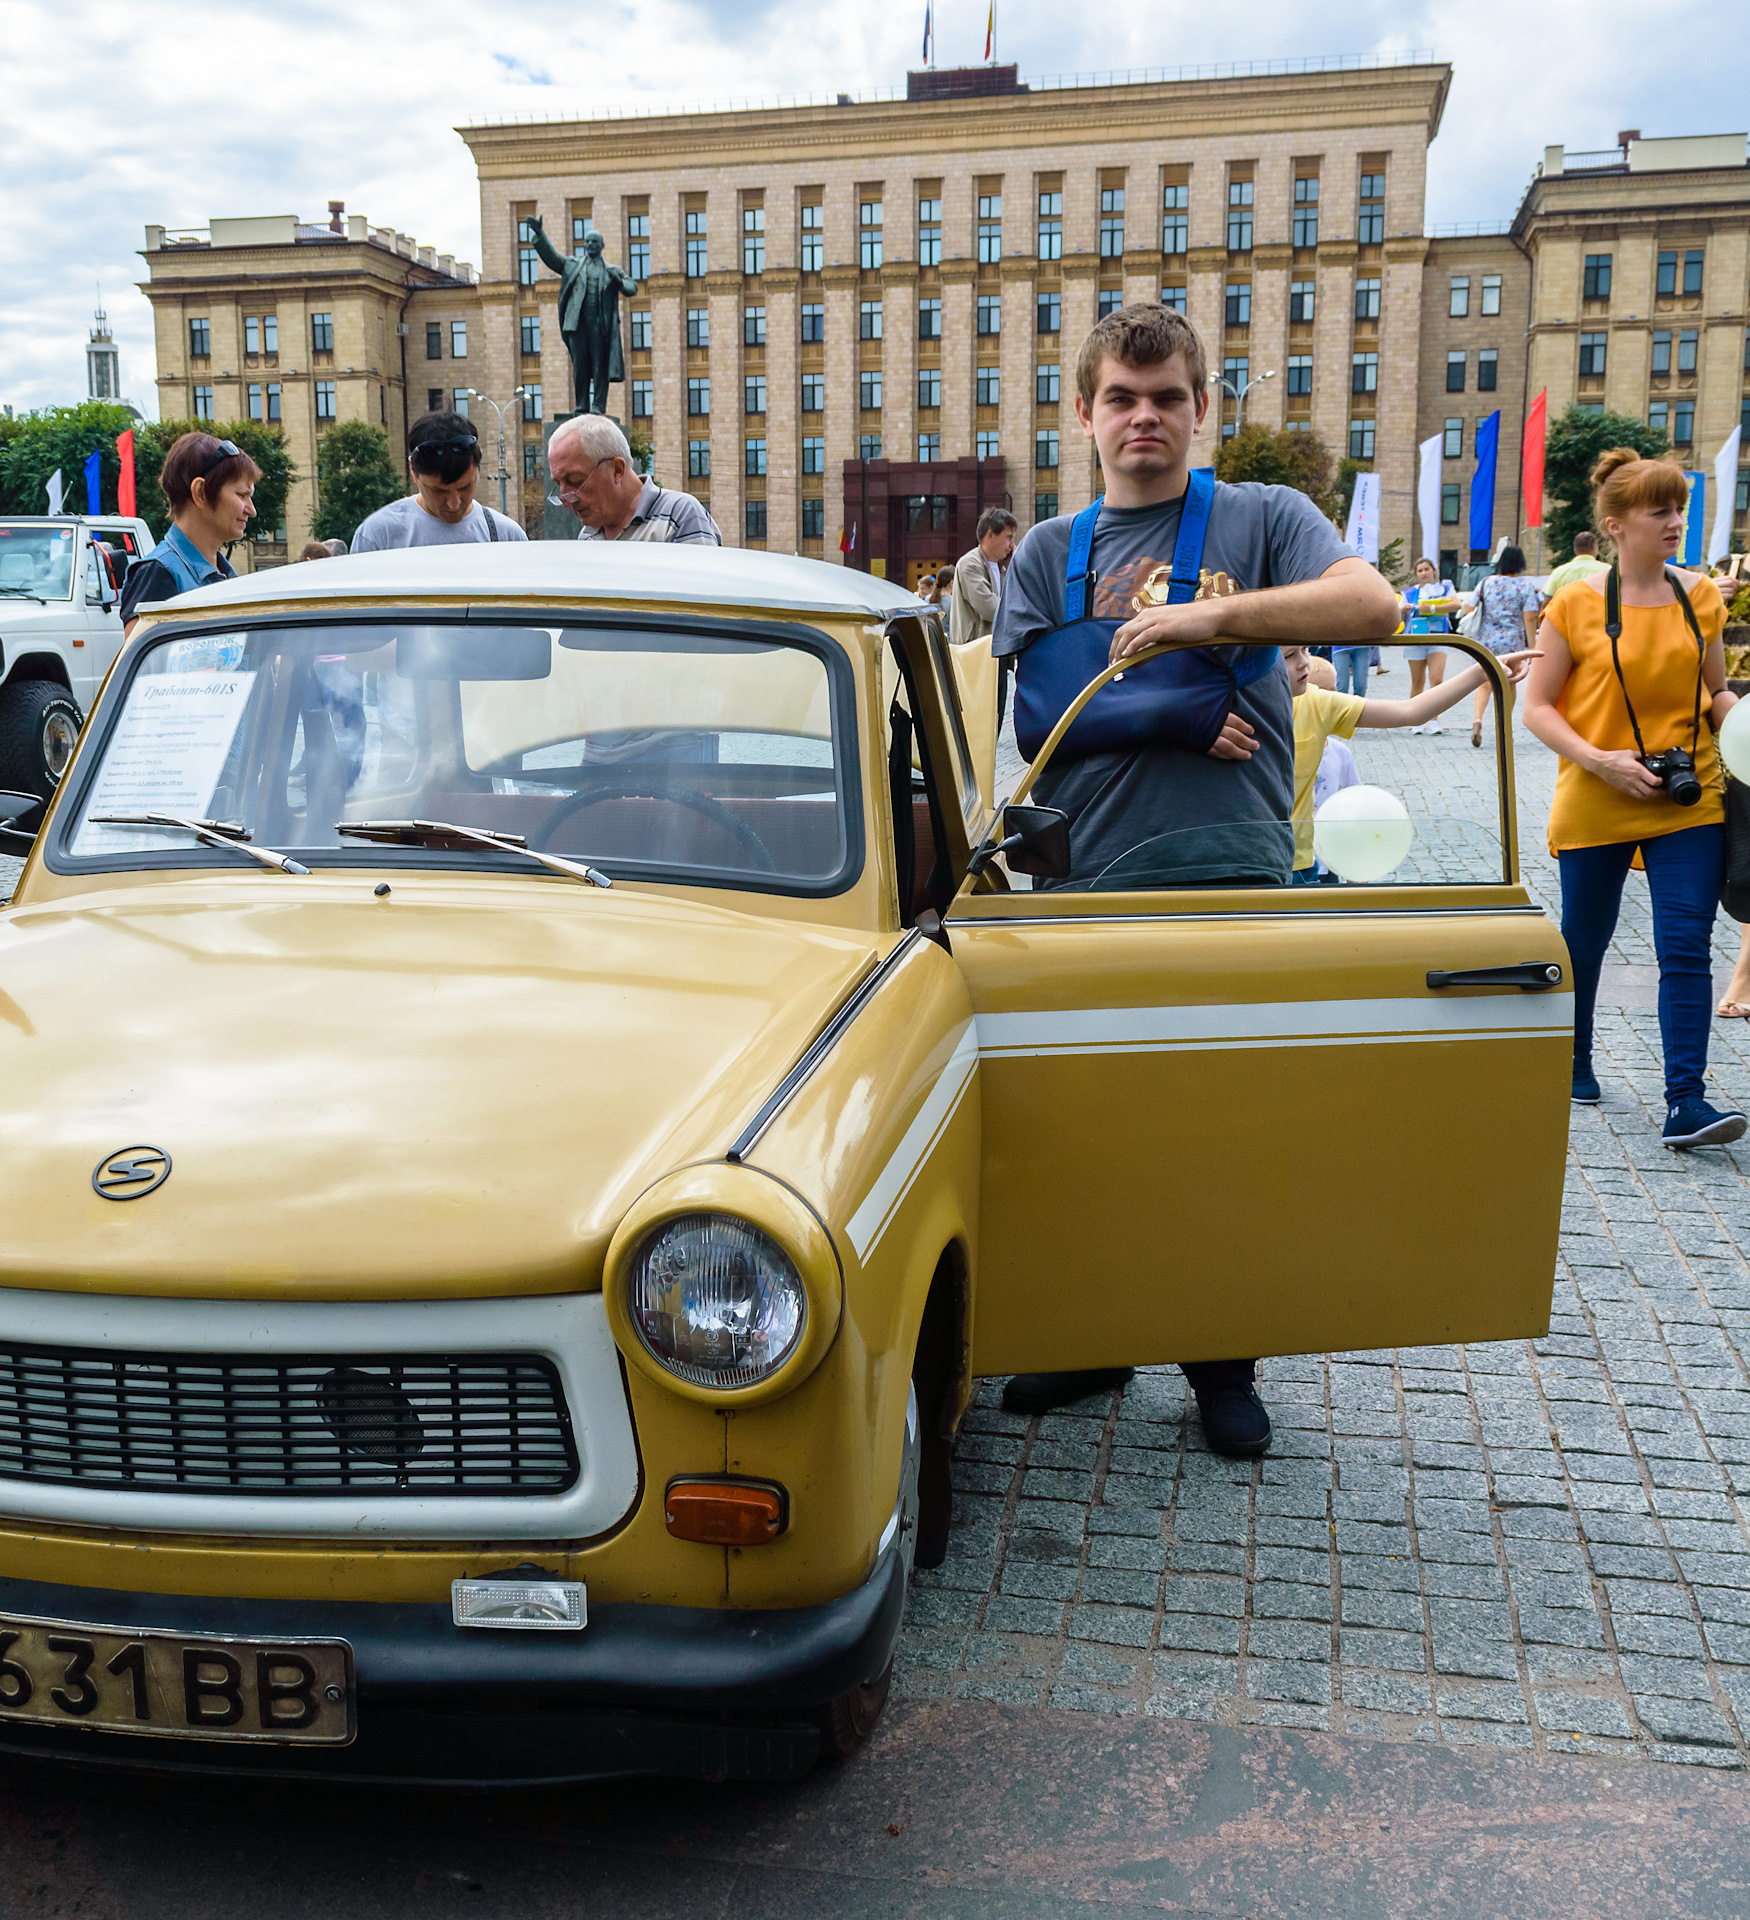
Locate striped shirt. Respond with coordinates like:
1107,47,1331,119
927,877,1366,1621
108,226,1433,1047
576,477,720,545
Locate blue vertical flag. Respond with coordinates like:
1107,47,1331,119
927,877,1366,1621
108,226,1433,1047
922,0,932,62
1680,471,1706,565
1468,410,1499,558
83,448,102,515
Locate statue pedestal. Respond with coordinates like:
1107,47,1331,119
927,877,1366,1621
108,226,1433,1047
538,412,635,542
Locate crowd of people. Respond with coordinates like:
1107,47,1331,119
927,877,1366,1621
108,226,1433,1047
115,316,1748,1460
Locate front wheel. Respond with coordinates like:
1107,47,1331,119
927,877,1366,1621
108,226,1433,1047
810,1383,919,1763
0,681,83,800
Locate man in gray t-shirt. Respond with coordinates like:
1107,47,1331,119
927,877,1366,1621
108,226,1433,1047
350,409,527,551
994,305,1400,1451
996,483,1351,886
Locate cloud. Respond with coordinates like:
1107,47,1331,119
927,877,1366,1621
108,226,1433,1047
493,52,554,84
3,0,1741,422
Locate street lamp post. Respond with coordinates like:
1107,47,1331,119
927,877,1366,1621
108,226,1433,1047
1217,368,1277,433
466,388,525,514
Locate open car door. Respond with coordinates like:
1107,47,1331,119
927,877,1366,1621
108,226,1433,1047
948,641,1572,1378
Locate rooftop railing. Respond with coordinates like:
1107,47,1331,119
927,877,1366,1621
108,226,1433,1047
462,50,1442,128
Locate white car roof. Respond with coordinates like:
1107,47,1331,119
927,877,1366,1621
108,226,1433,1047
141,540,925,621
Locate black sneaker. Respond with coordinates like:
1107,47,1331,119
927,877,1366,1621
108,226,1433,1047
1194,1382,1272,1458
1662,1099,1749,1150
1572,1066,1601,1104
1001,1368,1134,1415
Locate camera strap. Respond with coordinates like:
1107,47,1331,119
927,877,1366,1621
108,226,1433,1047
1603,563,1706,759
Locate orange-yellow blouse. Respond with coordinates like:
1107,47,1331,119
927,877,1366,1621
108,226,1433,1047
1544,573,1726,853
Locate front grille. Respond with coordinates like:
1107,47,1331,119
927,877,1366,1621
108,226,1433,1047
0,1343,578,1497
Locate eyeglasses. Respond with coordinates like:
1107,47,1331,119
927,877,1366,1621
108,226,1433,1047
553,459,606,500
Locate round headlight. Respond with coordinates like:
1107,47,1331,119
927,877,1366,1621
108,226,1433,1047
628,1213,806,1390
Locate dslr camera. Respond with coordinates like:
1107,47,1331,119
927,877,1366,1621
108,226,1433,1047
1640,748,1703,807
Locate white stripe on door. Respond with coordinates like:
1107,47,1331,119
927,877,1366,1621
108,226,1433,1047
976,993,1572,1059
845,1022,979,1262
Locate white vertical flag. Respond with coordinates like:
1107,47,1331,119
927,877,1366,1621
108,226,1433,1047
1710,426,1742,565
45,470,64,515
1344,471,1381,565
1417,433,1443,569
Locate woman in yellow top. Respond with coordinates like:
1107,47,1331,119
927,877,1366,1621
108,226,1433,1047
1522,448,1743,1149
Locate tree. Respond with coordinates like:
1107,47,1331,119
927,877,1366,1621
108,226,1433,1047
0,401,143,517
1214,424,1336,516
1542,404,1669,564
311,422,404,546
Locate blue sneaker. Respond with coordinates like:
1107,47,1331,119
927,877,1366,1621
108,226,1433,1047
1572,1066,1601,1104
1662,1099,1748,1150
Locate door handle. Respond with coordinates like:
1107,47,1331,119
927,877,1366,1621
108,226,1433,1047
1426,963,1563,992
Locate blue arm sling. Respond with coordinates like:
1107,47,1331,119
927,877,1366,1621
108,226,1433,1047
1011,467,1279,762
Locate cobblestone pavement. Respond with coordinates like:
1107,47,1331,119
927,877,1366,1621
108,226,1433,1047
903,660,1750,1769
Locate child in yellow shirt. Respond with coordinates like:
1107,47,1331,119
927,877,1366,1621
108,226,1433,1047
1286,643,1539,876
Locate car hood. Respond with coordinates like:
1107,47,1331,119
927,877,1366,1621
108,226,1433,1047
0,597,86,630
0,877,879,1298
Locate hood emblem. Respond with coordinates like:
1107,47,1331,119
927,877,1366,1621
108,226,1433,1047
93,1146,172,1201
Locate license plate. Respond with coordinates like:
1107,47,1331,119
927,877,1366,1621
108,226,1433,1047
0,1612,355,1746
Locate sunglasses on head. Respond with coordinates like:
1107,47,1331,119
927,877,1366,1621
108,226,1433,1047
201,438,244,471
411,437,479,461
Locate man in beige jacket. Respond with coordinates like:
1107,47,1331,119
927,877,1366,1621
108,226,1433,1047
948,507,1018,643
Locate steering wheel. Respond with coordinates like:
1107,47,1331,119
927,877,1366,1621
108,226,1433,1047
531,780,777,873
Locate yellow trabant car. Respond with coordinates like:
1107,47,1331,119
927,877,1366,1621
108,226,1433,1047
0,544,1570,1783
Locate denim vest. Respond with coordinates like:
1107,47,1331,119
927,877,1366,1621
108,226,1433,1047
148,525,235,596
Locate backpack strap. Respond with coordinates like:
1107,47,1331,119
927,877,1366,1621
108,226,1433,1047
1163,465,1216,604
1062,497,1103,622
484,506,500,543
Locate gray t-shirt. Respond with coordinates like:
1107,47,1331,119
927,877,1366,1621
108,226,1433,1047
992,479,1351,888
350,496,527,551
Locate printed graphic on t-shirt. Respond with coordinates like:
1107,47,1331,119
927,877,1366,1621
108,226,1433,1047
1091,563,1244,620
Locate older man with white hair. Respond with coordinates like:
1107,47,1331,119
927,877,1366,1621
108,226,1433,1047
547,416,719,545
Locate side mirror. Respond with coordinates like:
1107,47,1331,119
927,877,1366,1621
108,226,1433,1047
969,802,1071,881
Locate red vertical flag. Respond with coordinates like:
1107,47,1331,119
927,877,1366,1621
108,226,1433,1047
984,1,995,59
116,429,136,518
1521,389,1547,531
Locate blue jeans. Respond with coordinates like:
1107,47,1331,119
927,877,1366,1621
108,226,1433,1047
1332,647,1371,696
1558,824,1725,1106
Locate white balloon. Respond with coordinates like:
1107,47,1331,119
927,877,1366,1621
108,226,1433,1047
1719,698,1750,784
1313,784,1415,884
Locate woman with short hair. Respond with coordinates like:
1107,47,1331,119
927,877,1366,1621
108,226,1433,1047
1466,543,1541,747
1522,447,1743,1148
119,432,260,634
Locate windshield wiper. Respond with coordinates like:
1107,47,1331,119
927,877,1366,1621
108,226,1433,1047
334,819,612,889
0,586,50,603
91,813,310,876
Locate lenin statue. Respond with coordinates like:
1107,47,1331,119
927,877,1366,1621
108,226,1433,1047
526,216,637,415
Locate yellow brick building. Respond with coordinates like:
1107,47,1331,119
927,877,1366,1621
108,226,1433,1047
140,209,481,563
140,75,1750,571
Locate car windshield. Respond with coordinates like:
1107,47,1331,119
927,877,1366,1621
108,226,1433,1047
0,526,77,599
61,619,855,893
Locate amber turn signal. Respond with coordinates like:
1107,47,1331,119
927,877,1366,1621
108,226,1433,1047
664,1479,786,1546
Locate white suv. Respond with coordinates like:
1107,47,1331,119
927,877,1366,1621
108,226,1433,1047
0,516,153,797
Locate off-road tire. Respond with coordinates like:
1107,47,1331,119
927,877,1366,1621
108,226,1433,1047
0,681,82,800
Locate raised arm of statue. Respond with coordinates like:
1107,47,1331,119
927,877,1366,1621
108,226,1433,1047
526,215,569,278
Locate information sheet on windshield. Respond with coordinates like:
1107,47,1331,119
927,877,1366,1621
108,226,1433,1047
73,672,256,857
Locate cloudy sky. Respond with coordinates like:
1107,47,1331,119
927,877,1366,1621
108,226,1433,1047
2,0,1741,420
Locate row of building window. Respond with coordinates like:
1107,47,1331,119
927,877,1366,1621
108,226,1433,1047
192,380,337,421
1446,275,1504,318
191,314,331,358
668,362,1076,418
515,168,1390,285
1580,248,1707,302
1446,350,1501,393
426,321,468,359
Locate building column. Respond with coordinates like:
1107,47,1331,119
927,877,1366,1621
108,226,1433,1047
706,268,742,546
1313,242,1356,468
645,273,686,497
764,269,800,553
999,257,1035,518
884,264,919,475
1377,238,1430,557
822,264,860,564
1246,244,1290,433
940,261,977,468
1058,255,1099,512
